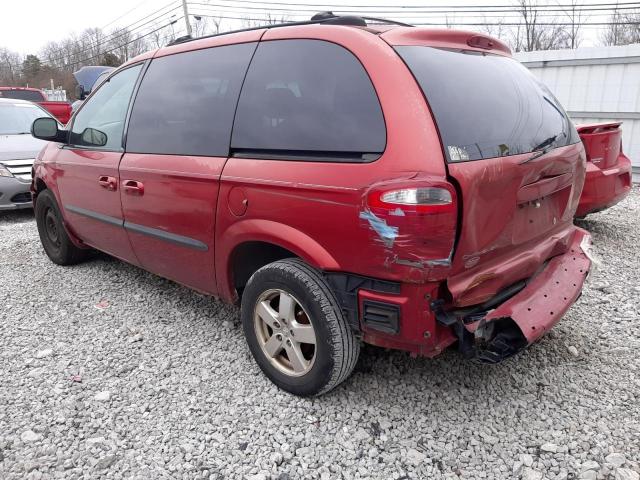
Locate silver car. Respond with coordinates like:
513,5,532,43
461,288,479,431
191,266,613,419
0,98,56,210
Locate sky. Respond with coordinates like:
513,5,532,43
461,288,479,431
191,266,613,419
0,0,623,55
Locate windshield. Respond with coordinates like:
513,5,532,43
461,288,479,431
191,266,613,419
396,46,579,162
0,102,50,135
0,89,44,102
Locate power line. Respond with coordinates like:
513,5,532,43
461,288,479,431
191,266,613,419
100,0,156,29
191,12,640,26
188,0,640,15
42,8,182,68
42,1,181,66
61,18,184,70
189,0,640,11
189,4,636,21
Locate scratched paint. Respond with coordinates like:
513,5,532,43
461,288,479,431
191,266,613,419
359,209,399,248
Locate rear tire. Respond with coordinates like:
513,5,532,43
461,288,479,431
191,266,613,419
241,258,360,396
35,189,88,265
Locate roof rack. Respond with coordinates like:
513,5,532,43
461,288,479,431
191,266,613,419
166,12,414,47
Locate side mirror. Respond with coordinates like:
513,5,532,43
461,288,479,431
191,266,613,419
75,84,86,100
31,117,60,141
81,127,108,147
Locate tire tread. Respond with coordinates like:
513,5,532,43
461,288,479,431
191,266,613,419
244,258,360,396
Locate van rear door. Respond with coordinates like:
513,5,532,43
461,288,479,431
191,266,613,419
395,45,586,307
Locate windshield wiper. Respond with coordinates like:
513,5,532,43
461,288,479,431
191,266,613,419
532,134,559,152
521,133,565,164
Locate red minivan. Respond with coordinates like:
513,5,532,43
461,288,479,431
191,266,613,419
575,122,633,218
30,15,593,396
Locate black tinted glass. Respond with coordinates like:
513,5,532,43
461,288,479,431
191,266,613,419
231,40,386,159
397,46,579,162
126,43,257,157
0,90,44,102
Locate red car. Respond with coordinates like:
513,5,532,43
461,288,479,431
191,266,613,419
0,86,72,124
575,122,633,218
30,14,593,396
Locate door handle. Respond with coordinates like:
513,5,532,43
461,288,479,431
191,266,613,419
98,175,117,191
122,179,144,196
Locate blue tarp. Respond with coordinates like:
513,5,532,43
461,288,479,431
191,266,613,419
73,66,115,91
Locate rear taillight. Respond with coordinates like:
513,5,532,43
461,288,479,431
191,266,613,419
360,180,458,276
368,185,456,214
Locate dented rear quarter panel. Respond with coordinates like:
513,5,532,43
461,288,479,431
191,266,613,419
215,26,451,301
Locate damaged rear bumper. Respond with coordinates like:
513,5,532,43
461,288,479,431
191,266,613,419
575,159,632,218
435,228,592,363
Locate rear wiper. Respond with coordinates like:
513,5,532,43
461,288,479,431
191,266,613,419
521,133,565,164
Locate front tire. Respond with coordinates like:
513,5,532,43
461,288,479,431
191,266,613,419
241,258,360,396
35,189,88,265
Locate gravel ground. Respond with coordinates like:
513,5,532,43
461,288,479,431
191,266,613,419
1,188,639,480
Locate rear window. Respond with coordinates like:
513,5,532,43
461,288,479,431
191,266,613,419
0,89,44,102
396,46,579,162
231,39,386,162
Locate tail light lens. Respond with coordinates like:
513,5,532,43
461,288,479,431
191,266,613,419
368,186,456,214
360,180,458,278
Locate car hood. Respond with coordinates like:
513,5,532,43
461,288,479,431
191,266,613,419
73,66,115,91
0,134,48,161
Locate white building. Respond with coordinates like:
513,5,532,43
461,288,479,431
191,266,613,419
515,44,640,182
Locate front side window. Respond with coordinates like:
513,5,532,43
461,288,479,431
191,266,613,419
231,39,386,161
70,64,143,150
126,43,257,157
396,46,579,162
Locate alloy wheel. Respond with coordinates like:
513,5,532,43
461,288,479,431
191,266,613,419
253,289,317,377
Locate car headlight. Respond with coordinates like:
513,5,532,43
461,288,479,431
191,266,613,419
0,164,13,178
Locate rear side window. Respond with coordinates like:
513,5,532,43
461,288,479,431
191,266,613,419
396,46,578,162
126,42,257,157
0,89,44,102
231,40,386,161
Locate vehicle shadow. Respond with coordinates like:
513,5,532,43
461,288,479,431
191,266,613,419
36,224,593,411
0,209,34,224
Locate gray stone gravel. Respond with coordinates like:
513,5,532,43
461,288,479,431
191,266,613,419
1,188,639,480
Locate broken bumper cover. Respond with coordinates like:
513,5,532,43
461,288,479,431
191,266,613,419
451,229,592,363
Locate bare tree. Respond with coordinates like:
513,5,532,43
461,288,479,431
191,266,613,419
512,0,571,52
241,13,289,28
444,14,456,29
601,6,640,45
481,18,511,46
110,27,148,62
81,28,108,64
191,16,223,37
0,47,23,85
148,23,177,48
560,0,585,49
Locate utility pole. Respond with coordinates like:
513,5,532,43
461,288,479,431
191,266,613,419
181,0,193,37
